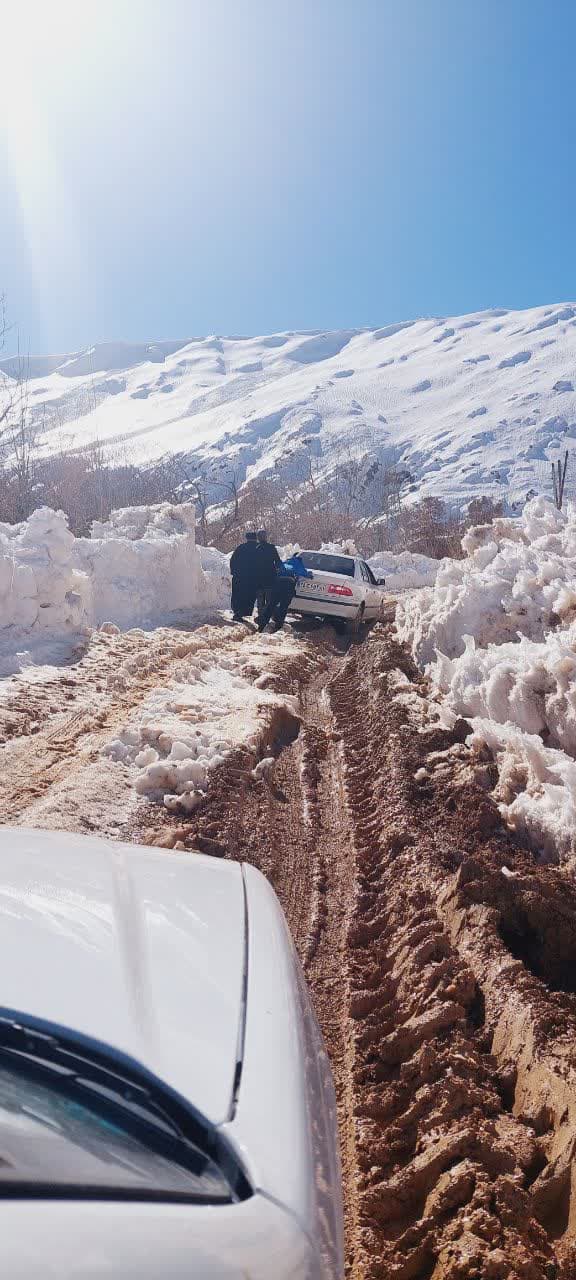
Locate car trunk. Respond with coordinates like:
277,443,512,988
293,569,357,608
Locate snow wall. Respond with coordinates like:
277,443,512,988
397,496,576,862
0,503,230,642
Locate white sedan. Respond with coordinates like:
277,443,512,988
289,550,387,629
0,828,344,1279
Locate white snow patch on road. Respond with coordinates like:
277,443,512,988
102,630,299,813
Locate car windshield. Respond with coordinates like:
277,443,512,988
300,553,355,578
0,1016,248,1203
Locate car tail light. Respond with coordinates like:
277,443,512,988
328,583,353,597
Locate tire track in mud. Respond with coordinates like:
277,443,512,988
152,624,576,1279
328,630,576,1279
7,613,576,1278
136,637,365,1269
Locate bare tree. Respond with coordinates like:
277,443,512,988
0,341,41,521
0,295,15,433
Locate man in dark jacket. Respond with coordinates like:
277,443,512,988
254,529,282,625
257,553,313,632
229,531,260,621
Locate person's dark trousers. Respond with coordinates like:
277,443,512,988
256,587,271,625
232,579,257,619
241,585,257,617
231,576,245,617
272,578,296,627
259,577,295,630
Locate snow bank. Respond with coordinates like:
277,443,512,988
197,543,231,607
368,549,439,591
0,504,229,671
397,497,576,665
102,631,299,813
468,721,576,862
400,497,576,862
76,502,225,627
432,625,576,757
0,507,91,640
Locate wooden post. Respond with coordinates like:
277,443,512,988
552,461,559,509
551,452,569,509
560,450,569,508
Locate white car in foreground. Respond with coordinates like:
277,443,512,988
289,550,387,629
0,829,344,1279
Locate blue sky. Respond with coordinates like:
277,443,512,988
1,0,575,353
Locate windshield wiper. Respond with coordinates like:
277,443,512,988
0,1009,250,1202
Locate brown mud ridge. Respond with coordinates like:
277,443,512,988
140,624,576,1280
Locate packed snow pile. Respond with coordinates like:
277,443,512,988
90,503,198,541
0,503,229,671
399,496,576,862
197,543,231,596
368,549,439,591
397,496,576,665
0,507,91,636
75,502,226,627
467,720,576,861
103,630,300,813
431,626,576,757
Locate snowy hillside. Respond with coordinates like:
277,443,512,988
3,303,576,510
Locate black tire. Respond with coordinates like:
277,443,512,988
347,604,366,635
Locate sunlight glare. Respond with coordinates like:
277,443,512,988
0,0,96,340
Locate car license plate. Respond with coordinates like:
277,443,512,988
299,581,325,594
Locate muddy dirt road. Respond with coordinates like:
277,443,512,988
3,617,576,1278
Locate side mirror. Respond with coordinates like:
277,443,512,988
377,578,386,587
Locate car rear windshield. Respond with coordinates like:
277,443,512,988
300,552,355,577
0,1017,251,1204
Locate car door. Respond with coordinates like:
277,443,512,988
360,561,381,618
358,561,376,617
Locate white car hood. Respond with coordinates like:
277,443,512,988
0,829,246,1125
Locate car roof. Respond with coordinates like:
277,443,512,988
300,548,357,557
299,549,358,564
0,828,246,1126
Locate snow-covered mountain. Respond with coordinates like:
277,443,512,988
3,303,576,511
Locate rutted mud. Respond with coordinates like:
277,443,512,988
139,625,576,1279
4,617,576,1278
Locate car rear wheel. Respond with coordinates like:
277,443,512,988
347,603,365,635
